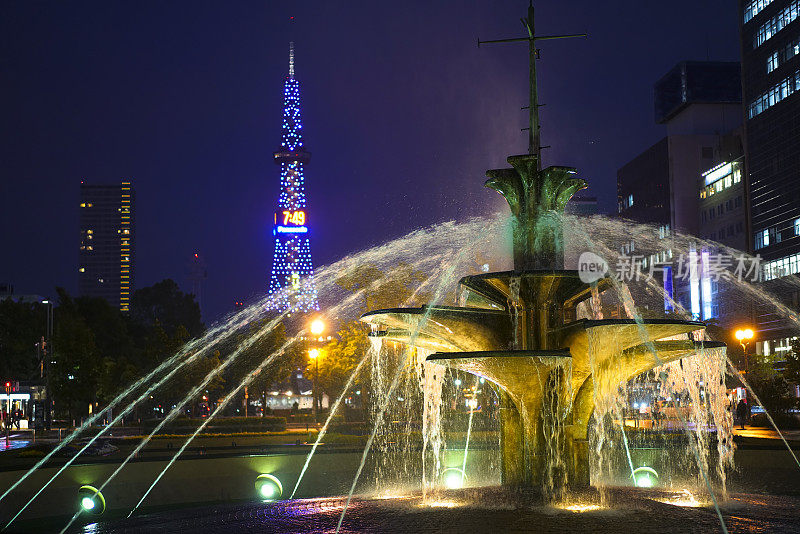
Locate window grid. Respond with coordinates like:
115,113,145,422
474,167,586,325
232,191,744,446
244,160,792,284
754,0,800,48
745,0,776,24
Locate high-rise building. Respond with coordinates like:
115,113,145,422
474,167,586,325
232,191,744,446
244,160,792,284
739,1,800,357
617,61,746,323
740,0,800,274
79,181,134,312
267,43,319,314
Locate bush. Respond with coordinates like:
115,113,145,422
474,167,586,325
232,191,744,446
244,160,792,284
321,433,367,447
328,421,368,435
17,449,46,458
141,415,286,433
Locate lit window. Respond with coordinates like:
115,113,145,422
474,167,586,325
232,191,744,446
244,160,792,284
79,267,85,273
767,50,779,73
744,0,775,23
80,203,86,207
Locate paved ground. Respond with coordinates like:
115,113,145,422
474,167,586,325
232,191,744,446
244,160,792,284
733,425,800,441
49,488,800,534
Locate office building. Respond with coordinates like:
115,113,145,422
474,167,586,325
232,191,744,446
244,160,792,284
617,61,746,323
79,181,134,312
739,0,800,355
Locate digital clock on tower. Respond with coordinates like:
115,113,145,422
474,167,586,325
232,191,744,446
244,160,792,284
274,210,308,234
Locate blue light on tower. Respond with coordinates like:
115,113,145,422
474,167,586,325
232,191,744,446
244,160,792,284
267,42,319,313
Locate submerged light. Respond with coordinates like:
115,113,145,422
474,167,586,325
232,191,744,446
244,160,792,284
631,466,659,488
255,474,283,501
77,485,106,515
441,467,466,489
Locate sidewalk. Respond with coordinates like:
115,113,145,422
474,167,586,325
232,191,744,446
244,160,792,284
732,425,800,441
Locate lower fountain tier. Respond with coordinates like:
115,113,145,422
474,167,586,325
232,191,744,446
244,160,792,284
421,341,725,489
363,304,708,399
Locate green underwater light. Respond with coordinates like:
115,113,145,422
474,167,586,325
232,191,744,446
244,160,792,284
441,468,467,489
255,474,283,501
77,485,106,515
631,466,659,488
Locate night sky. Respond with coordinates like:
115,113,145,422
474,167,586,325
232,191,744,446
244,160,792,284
1,1,740,322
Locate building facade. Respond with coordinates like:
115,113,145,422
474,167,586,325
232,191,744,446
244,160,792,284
617,62,747,324
739,0,800,356
79,181,134,312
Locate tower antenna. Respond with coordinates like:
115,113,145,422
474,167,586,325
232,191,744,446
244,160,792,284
478,3,586,167
289,41,295,79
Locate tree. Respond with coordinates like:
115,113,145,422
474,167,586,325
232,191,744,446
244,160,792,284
785,338,800,385
226,318,305,416
317,322,371,404
335,262,431,313
50,288,101,421
0,299,46,380
130,279,204,338
747,354,795,416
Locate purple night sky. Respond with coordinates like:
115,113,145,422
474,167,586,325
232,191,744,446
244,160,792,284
1,1,739,321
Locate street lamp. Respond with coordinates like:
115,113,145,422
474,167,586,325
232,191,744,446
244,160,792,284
308,318,325,422
310,318,325,340
735,328,755,373
308,348,320,423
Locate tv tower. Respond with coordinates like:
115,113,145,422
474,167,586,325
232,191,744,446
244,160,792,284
267,42,319,314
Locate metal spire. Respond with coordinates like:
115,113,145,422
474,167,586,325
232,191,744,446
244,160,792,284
479,3,586,166
289,41,295,79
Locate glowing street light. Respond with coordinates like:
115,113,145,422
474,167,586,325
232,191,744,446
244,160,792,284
735,328,755,373
310,318,325,338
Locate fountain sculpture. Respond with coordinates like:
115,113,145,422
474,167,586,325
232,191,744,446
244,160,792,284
361,3,726,495
361,151,725,494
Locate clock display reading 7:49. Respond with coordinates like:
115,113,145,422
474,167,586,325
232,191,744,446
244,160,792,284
275,210,306,226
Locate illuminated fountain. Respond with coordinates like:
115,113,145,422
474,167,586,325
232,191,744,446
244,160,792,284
361,152,726,497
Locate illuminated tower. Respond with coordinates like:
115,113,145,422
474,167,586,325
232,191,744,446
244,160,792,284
267,42,319,313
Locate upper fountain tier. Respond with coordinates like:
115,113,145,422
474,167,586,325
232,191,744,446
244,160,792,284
486,154,586,270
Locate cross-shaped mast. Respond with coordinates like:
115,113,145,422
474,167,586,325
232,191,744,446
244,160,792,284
479,2,586,167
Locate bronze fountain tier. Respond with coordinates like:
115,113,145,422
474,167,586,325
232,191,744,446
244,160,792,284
360,153,723,491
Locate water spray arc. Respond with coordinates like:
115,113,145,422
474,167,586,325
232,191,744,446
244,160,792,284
56,312,289,532
0,297,268,513
127,335,300,517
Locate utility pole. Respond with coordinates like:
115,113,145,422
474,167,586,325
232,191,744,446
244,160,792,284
479,2,586,167
42,300,53,431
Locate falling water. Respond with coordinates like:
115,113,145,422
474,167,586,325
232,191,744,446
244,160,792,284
509,276,520,348
289,342,376,499
540,359,572,502
658,347,735,498
416,348,444,498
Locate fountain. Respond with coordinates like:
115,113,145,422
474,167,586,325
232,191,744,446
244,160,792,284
360,151,725,495
7,6,800,534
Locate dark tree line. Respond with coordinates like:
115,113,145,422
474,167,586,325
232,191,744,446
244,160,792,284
0,280,296,422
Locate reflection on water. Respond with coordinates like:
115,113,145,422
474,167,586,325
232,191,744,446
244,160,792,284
0,440,30,452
